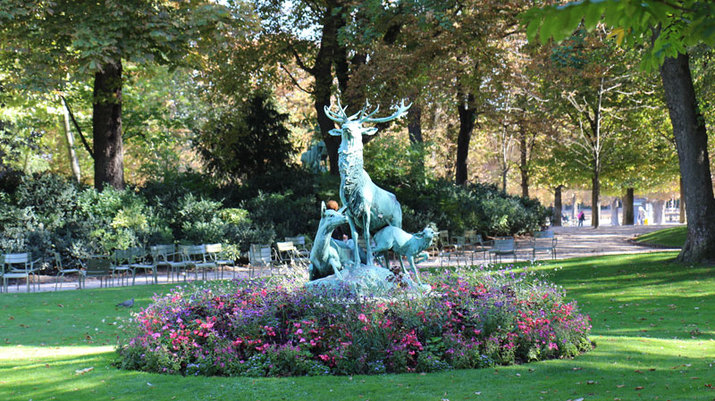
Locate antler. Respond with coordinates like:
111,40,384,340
361,99,412,124
323,96,349,123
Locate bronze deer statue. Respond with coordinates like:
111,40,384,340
324,99,411,267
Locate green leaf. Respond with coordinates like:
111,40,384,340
526,17,540,42
583,3,604,29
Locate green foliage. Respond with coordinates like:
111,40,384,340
398,179,549,236
0,172,273,267
195,89,297,181
0,166,547,269
242,191,318,241
0,0,231,88
362,134,548,236
363,135,431,186
521,0,715,70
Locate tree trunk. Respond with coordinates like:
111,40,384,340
679,176,686,223
623,188,634,225
312,1,340,175
519,127,529,198
501,167,508,193
455,91,476,185
591,171,600,228
653,199,665,225
61,105,81,183
407,100,425,177
407,102,423,144
610,198,619,226
553,185,563,227
660,53,715,262
571,193,577,223
92,61,124,190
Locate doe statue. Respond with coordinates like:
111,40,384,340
324,98,411,267
308,202,349,281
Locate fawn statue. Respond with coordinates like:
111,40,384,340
372,226,435,286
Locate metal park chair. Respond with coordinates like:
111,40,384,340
249,244,273,276
1,252,40,293
488,237,517,264
531,230,557,260
205,243,234,279
179,244,216,281
54,252,84,290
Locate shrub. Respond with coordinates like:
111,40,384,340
117,265,592,377
396,179,550,236
0,167,548,268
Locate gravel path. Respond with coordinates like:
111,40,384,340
548,224,682,259
2,224,682,294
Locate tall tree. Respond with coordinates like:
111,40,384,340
256,0,370,175
523,0,715,261
0,0,228,189
340,1,530,185
537,30,640,227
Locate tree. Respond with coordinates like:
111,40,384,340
0,0,229,189
535,30,644,227
194,90,296,181
255,0,364,175
338,1,531,185
523,0,715,261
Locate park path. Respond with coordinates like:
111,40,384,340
548,224,682,259
2,224,682,294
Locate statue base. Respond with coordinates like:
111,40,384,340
305,264,430,297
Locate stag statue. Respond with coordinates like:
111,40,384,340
324,99,411,267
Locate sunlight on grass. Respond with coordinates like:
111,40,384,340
0,345,114,360
635,226,687,248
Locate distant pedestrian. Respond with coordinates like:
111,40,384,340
577,211,585,227
637,207,646,225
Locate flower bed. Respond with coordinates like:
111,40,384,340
117,266,592,376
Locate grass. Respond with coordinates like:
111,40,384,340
1,252,713,401
635,226,687,248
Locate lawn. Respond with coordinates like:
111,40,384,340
635,226,687,248
0,252,713,401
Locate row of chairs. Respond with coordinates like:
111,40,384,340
0,243,236,292
3,237,309,292
436,229,558,266
78,243,235,289
248,236,311,272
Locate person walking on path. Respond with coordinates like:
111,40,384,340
577,210,585,227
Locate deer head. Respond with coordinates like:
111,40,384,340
324,98,411,146
319,201,349,230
